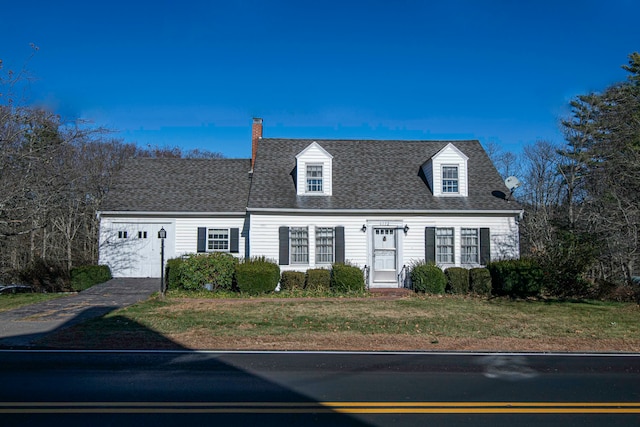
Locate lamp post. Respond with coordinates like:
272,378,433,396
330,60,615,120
158,227,167,297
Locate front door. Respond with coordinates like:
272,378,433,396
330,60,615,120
373,227,397,284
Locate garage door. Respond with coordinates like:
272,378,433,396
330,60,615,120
104,222,173,278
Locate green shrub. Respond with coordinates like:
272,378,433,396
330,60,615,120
487,258,544,298
445,267,469,294
179,252,238,291
165,257,185,290
410,261,446,294
235,256,280,295
70,265,112,292
330,263,365,293
469,267,492,295
280,271,306,291
305,268,331,291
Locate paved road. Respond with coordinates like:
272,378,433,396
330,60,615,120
0,350,638,426
0,278,159,347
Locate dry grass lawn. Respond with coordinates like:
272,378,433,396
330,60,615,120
36,294,640,352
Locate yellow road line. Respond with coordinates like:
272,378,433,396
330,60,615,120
1,401,639,415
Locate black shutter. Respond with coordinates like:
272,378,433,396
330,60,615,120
425,227,436,263
480,228,491,265
197,227,207,253
229,228,239,253
335,226,345,264
279,226,289,265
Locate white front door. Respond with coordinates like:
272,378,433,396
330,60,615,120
372,227,398,285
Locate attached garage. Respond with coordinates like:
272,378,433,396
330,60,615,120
97,157,253,278
98,220,174,278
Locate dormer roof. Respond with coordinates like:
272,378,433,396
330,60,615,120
295,141,333,160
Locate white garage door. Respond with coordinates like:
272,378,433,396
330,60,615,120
104,222,173,278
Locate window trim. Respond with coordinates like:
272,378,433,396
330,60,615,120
207,228,230,252
306,164,324,193
290,227,309,264
436,227,454,264
315,227,335,264
461,228,479,264
441,165,459,194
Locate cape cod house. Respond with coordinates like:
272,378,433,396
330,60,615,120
98,118,522,288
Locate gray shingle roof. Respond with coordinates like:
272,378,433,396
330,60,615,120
101,158,252,213
248,139,520,211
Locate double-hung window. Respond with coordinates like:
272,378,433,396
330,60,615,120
290,227,309,264
436,228,454,264
306,165,323,193
442,166,459,193
207,228,229,251
315,227,334,264
461,228,479,264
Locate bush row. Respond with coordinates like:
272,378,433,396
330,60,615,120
408,258,549,298
166,254,365,295
409,261,492,296
9,258,112,293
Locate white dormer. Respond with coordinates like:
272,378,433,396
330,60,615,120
295,142,333,196
422,143,469,197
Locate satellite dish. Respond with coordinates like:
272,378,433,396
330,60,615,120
504,176,521,201
504,176,521,192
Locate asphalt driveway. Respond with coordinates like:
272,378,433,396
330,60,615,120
0,278,159,347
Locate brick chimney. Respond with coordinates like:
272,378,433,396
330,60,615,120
251,118,263,170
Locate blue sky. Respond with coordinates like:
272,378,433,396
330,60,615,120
2,0,639,158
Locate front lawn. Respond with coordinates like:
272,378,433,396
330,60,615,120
35,294,640,352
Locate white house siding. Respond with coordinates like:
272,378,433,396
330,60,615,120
99,215,248,278
174,216,248,258
249,212,519,287
98,216,176,278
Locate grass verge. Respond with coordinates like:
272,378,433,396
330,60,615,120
35,294,640,352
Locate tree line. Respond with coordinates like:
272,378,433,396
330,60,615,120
0,56,221,285
491,53,640,297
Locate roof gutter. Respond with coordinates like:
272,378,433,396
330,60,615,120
97,211,248,218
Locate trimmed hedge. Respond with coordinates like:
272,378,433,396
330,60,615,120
330,263,365,292
410,261,446,294
178,252,238,291
469,267,492,295
487,259,544,298
445,267,469,294
235,257,280,294
305,269,331,291
70,265,112,292
280,271,306,291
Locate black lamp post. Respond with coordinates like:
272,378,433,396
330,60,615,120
158,227,167,297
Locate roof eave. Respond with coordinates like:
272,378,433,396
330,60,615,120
246,207,523,215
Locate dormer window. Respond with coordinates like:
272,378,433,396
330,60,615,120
306,165,323,193
442,166,459,193
295,142,333,196
422,143,469,197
